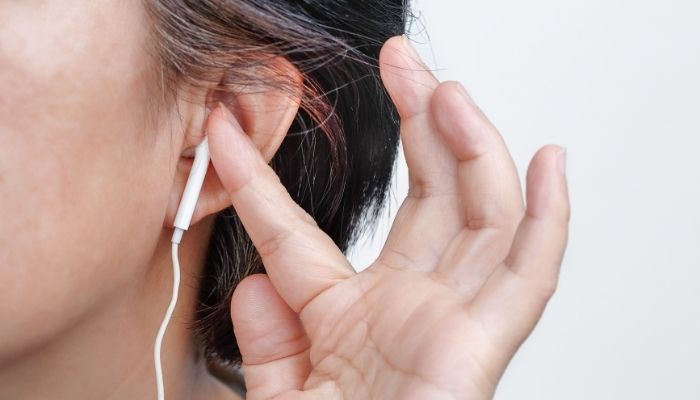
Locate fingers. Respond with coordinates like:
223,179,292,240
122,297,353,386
231,274,311,398
430,82,525,296
504,145,569,290
375,36,467,272
379,35,439,119
474,145,569,344
207,103,354,315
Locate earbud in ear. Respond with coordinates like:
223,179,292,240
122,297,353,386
171,137,210,244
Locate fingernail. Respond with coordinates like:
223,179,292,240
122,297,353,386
217,101,242,131
456,82,476,106
210,102,252,161
557,147,567,175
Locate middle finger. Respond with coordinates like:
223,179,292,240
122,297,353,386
431,82,524,297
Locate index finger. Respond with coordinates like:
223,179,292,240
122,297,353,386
207,103,354,315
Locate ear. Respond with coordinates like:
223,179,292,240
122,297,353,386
163,56,302,230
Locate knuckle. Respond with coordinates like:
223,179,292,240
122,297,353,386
465,215,490,231
538,277,559,299
406,181,459,199
377,248,420,271
465,203,522,233
256,219,300,259
256,229,290,260
518,271,559,304
255,210,319,260
505,257,561,300
298,208,320,228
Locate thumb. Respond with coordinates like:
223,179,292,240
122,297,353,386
231,273,311,398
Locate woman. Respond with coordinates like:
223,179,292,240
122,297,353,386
0,0,570,399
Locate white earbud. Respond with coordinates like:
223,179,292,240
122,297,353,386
171,137,210,244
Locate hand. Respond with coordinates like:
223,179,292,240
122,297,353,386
207,35,570,400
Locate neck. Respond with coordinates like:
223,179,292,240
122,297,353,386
0,219,236,400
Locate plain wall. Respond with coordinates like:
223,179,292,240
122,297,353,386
347,0,700,398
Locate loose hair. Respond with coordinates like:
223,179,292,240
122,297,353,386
145,0,411,369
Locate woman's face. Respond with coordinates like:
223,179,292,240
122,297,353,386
0,1,181,360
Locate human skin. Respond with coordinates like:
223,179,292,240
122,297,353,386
0,2,569,400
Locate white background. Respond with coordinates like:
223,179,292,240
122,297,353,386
347,0,700,398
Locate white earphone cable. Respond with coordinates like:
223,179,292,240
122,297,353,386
153,236,183,400
155,136,208,399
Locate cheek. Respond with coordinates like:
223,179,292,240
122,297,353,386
0,2,175,356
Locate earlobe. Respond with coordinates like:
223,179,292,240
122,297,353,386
163,56,303,230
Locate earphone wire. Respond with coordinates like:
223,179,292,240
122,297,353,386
155,135,208,399
153,237,182,400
